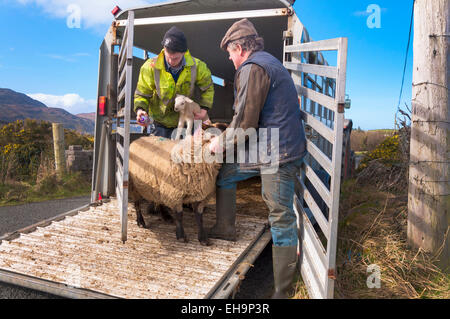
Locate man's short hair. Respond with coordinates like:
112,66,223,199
227,36,264,52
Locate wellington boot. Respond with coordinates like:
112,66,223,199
208,187,237,241
271,245,298,299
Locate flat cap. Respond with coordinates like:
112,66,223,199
162,26,187,52
220,18,258,50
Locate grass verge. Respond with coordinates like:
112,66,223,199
0,172,91,206
293,179,449,299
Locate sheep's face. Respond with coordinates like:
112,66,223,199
174,95,187,113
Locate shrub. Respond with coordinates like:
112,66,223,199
358,134,400,171
0,119,93,184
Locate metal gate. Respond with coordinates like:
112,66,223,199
116,11,135,243
283,15,348,299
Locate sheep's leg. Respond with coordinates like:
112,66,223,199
134,200,147,228
174,204,188,243
175,118,184,140
186,117,194,136
140,201,153,229
158,204,174,224
193,202,211,246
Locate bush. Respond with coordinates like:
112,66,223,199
34,173,59,195
0,119,93,184
358,134,400,170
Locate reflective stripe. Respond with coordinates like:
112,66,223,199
135,89,152,99
199,82,213,91
154,60,197,103
189,58,197,98
154,68,162,99
163,97,174,106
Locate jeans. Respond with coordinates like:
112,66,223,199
216,158,303,247
150,122,175,139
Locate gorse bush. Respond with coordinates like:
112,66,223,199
0,120,53,182
0,119,93,184
358,134,401,171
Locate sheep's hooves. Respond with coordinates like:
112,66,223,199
200,239,212,246
136,221,145,228
177,237,189,243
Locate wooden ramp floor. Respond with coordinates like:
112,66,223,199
0,199,268,299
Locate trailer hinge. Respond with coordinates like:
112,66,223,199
328,269,336,280
123,181,128,189
111,21,119,46
283,30,293,40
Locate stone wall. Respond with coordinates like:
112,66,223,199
65,145,93,176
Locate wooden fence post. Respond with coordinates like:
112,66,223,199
407,0,449,271
52,123,66,176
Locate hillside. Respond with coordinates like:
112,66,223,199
76,112,96,122
0,88,94,134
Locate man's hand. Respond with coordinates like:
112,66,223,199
136,109,149,127
194,109,208,121
208,136,224,154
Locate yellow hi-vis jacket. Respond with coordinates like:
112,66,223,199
134,49,214,128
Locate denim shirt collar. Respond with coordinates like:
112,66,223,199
164,56,186,75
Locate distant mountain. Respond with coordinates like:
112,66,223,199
0,88,94,134
76,112,96,122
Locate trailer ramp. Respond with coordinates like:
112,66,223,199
0,198,269,299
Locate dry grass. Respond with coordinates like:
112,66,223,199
293,179,449,299
351,129,395,152
336,180,449,299
0,153,91,206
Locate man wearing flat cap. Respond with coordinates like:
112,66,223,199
208,19,307,299
134,26,214,138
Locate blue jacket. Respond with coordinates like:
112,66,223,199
234,51,306,169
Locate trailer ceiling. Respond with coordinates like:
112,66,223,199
115,0,294,82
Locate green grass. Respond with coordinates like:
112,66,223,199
0,172,91,206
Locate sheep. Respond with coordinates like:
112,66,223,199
173,94,211,140
128,130,223,246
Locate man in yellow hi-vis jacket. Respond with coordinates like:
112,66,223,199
134,26,214,138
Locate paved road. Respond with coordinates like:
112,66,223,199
0,196,90,299
0,196,274,299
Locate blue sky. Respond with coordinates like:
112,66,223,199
0,0,414,129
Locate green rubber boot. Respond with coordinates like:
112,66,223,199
271,245,298,299
208,187,237,241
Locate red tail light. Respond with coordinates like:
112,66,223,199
111,6,121,17
98,96,106,116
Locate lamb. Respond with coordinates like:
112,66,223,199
173,94,211,140
128,131,222,246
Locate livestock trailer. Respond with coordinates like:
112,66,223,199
0,0,349,299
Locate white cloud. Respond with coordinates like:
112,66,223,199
27,93,96,114
43,52,90,62
44,54,77,63
14,0,164,29
73,52,91,57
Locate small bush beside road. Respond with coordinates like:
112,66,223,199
0,119,93,206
